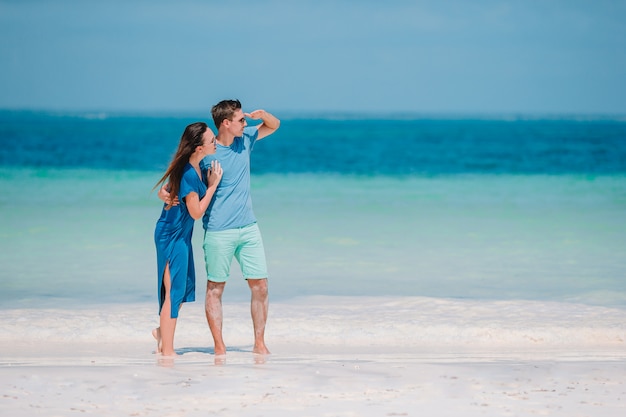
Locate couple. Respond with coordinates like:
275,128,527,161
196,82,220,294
153,99,280,357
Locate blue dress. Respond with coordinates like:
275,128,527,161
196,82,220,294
154,163,207,318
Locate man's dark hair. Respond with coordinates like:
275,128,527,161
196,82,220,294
211,99,242,129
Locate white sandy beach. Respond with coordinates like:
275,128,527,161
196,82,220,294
1,296,625,416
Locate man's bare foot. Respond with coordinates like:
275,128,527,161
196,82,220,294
152,327,162,354
252,345,270,355
157,356,175,368
253,353,268,364
213,342,227,356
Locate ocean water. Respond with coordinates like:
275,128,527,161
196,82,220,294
1,110,625,312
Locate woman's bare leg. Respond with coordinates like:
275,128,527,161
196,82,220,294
159,263,178,356
151,327,162,354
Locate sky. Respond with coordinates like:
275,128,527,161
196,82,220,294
1,0,625,115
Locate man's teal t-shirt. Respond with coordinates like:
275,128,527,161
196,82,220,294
200,126,259,231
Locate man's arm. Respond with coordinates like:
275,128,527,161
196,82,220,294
157,183,179,206
245,109,280,140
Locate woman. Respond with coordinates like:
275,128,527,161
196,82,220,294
152,122,222,356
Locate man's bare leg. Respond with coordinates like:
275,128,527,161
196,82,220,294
205,280,227,355
248,278,270,355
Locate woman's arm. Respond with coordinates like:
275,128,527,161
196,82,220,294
186,161,223,220
185,192,205,220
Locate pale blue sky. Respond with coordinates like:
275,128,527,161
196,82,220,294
1,0,625,115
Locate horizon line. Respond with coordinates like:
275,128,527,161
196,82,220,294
1,107,625,122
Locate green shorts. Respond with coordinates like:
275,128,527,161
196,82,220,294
203,223,268,282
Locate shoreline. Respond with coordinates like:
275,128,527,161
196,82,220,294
2,296,625,353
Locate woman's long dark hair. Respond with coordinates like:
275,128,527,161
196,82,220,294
154,122,208,209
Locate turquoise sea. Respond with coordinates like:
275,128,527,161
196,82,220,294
1,111,625,309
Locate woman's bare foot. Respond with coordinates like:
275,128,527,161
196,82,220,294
152,327,162,354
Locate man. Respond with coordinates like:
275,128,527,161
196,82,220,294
200,99,279,355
